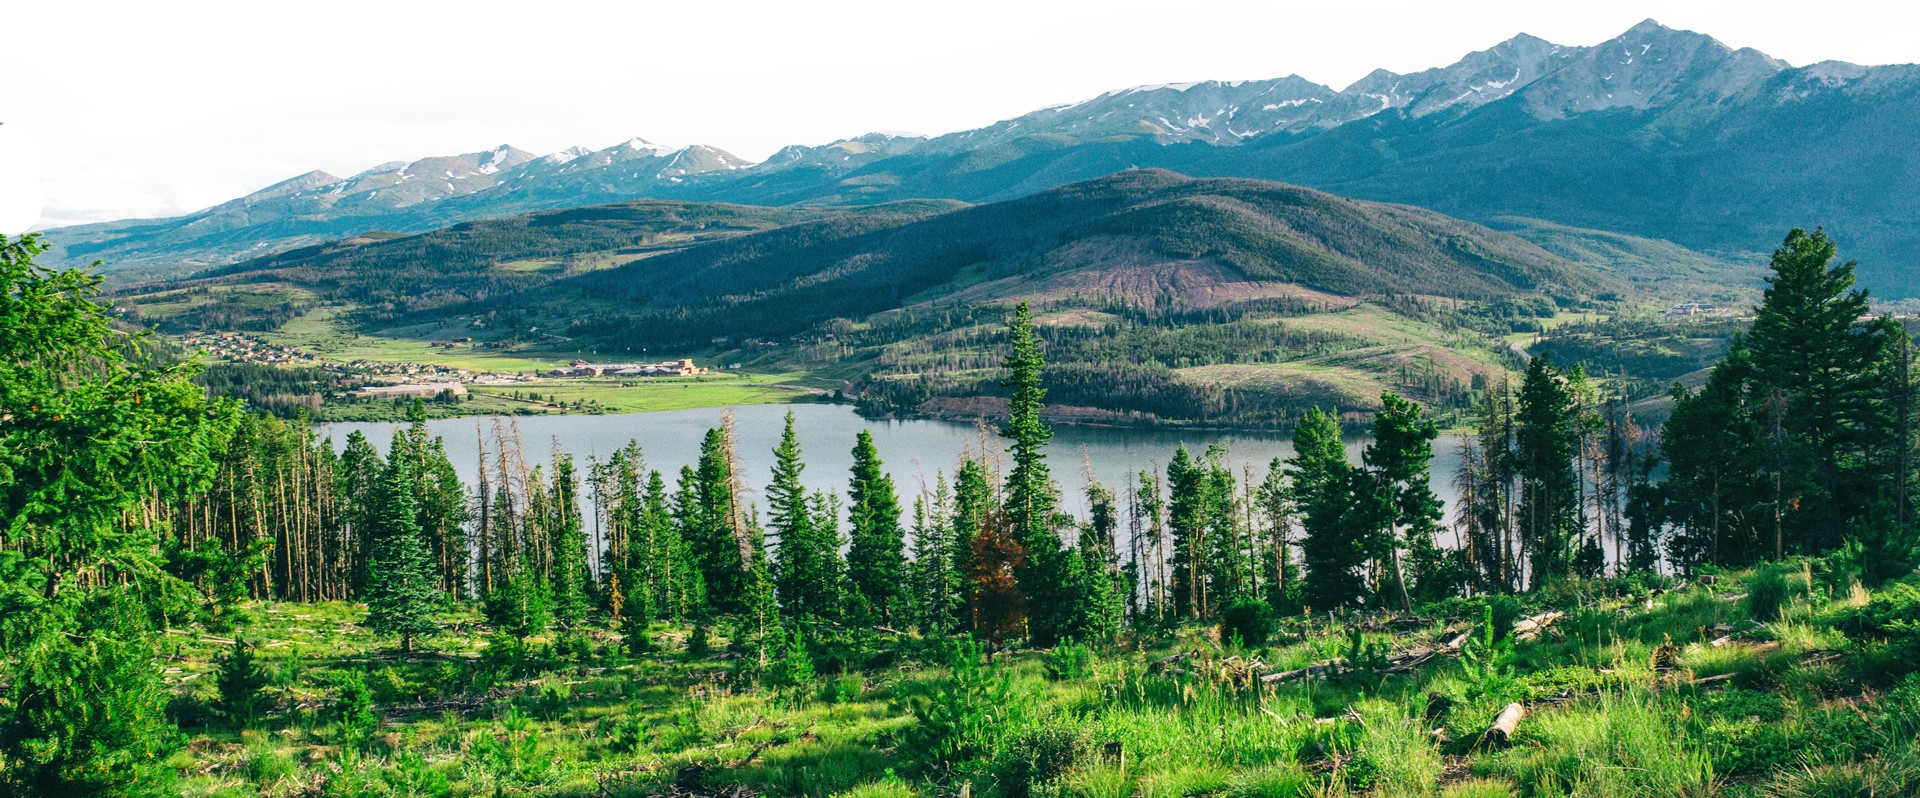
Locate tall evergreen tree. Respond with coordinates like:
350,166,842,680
913,475,962,634
336,431,383,597
769,411,839,619
1289,408,1365,611
950,456,994,611
547,454,590,628
1166,444,1208,618
686,428,753,613
846,431,911,625
364,439,441,653
1516,355,1583,587
1744,228,1896,553
1000,303,1074,644
1255,459,1297,612
1360,392,1448,608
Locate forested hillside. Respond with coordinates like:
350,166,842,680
119,170,1672,426
8,228,1920,797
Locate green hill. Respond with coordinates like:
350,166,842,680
121,171,1692,426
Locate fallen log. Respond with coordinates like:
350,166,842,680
1513,612,1563,642
1260,662,1343,684
1483,703,1525,746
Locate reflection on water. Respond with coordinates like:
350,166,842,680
321,403,1463,528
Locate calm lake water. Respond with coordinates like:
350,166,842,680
321,403,1465,530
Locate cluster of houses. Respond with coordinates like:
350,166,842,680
344,359,469,380
1663,301,1723,318
351,381,468,400
185,332,317,366
548,358,709,378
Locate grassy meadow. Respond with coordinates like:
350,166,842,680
163,563,1920,798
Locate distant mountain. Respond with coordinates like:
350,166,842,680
48,19,1917,292
130,172,1649,424
534,170,1615,351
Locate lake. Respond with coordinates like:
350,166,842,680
321,403,1466,533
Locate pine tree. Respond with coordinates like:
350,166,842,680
1255,458,1297,612
214,639,271,728
770,412,840,619
1744,228,1895,553
846,431,911,625
913,476,962,634
1166,444,1208,618
1516,355,1582,587
547,454,591,628
337,431,384,597
364,440,440,653
1000,303,1072,644
950,456,994,616
1290,407,1365,612
687,428,752,614
1360,392,1448,608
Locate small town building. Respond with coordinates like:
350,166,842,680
352,383,468,399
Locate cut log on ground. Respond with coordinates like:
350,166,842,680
1513,612,1563,642
1483,703,1525,746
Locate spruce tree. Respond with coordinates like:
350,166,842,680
687,428,752,614
770,411,839,619
1000,303,1072,644
1290,408,1365,611
214,639,271,728
1516,355,1581,587
912,478,962,634
950,457,994,611
337,431,384,597
364,441,441,653
1166,444,1208,617
1745,228,1893,553
846,430,911,625
1256,458,1297,612
547,454,590,629
1360,392,1448,608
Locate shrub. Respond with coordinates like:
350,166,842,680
1042,640,1094,681
900,638,1017,759
1219,597,1275,649
1748,569,1791,623
818,673,863,704
1000,720,1092,796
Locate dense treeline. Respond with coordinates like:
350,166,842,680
9,229,1920,795
194,362,355,417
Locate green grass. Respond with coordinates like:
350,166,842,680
464,375,812,414
150,567,1920,797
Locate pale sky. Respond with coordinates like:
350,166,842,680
2,0,1916,233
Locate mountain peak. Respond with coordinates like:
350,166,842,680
620,137,679,157
1625,18,1671,36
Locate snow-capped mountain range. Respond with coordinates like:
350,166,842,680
45,19,1920,293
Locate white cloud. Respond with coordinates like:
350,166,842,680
4,0,1916,227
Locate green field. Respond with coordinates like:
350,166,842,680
154,563,1920,797
464,376,814,414
262,307,602,373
